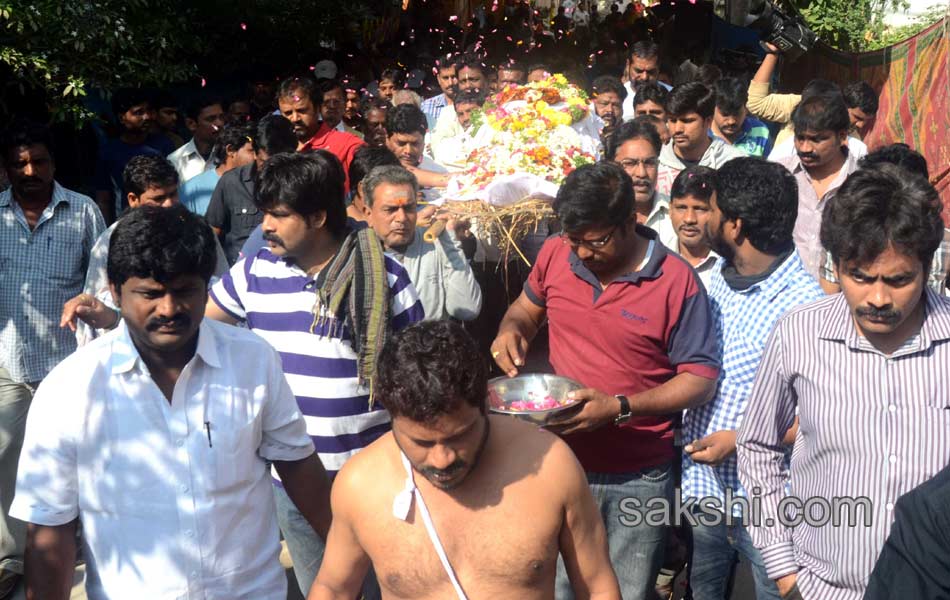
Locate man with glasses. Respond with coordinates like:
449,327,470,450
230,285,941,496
604,120,676,250
491,162,719,599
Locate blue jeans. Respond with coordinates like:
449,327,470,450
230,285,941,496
273,484,381,599
555,462,674,600
688,506,781,600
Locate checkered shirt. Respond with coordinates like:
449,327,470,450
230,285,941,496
681,251,824,514
0,183,105,382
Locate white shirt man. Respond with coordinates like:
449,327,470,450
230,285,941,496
11,319,315,598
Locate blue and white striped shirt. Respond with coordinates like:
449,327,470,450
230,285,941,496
682,252,823,512
209,248,424,474
0,182,105,383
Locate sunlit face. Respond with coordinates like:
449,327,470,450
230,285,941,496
634,99,667,121
321,87,346,127
112,275,206,357
260,202,322,260
119,102,154,134
457,66,487,93
392,404,490,490
848,107,876,139
454,101,480,129
593,92,623,126
378,78,398,101
628,56,659,83
5,144,55,199
362,108,389,147
670,193,712,252
344,89,361,120
386,131,425,167
837,243,927,338
278,93,321,142
497,68,526,89
713,106,746,140
668,111,712,156
437,66,459,97
613,138,658,205
794,128,848,170
364,182,418,250
128,184,179,209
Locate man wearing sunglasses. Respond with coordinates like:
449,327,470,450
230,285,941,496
491,162,720,599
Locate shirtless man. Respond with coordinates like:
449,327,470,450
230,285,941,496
307,320,621,600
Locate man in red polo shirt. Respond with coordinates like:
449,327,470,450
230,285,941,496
277,75,364,189
492,162,719,600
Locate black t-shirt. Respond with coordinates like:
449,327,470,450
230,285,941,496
205,162,263,265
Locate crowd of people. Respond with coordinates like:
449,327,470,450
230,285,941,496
0,2,947,600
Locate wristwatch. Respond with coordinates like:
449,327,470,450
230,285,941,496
614,394,632,425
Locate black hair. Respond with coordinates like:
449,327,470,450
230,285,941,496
670,165,718,203
859,143,928,178
801,79,840,100
111,88,151,118
791,92,851,134
254,114,297,156
696,64,722,87
184,93,224,122
454,54,487,76
527,62,552,74
386,103,427,137
349,146,401,190
277,75,322,107
554,162,633,232
211,122,255,166
255,151,348,237
376,320,488,423
592,75,628,101
151,89,178,110
122,155,179,197
714,77,749,116
630,40,659,61
453,89,486,107
716,157,799,254
843,81,879,115
604,119,661,159
1,120,54,161
497,61,526,74
666,82,716,119
316,78,345,98
633,82,669,109
379,68,406,87
821,163,942,271
361,96,391,116
107,204,216,288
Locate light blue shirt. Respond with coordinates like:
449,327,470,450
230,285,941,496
0,182,105,382
179,168,221,216
681,251,823,515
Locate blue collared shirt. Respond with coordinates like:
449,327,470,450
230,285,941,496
0,182,105,382
681,251,823,514
420,93,449,131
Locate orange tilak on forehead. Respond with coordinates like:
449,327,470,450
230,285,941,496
381,187,414,206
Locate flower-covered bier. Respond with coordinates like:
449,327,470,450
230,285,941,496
453,74,596,195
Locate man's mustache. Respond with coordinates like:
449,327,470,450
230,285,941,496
263,232,285,247
146,314,191,331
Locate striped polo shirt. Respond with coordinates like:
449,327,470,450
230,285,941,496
210,247,424,475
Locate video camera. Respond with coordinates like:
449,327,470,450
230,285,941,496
721,0,818,62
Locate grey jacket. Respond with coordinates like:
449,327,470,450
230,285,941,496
395,227,482,321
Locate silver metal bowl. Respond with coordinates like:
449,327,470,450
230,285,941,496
487,374,585,425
